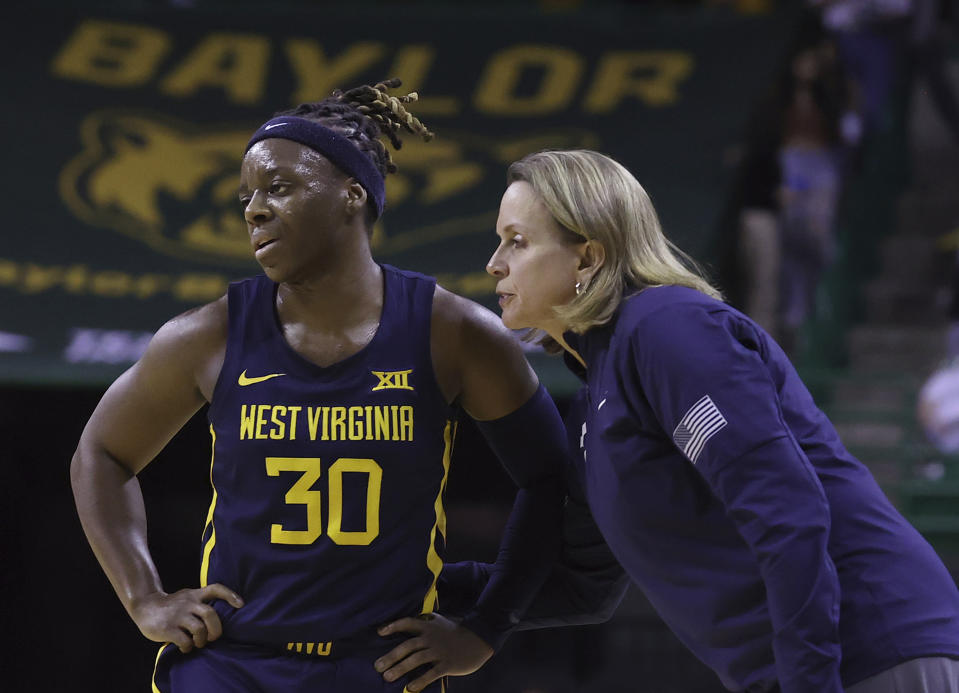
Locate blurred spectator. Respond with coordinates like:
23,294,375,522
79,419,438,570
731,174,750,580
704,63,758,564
918,356,959,453
737,111,783,338
734,15,864,352
908,0,959,143
777,44,845,351
947,253,959,356
812,37,867,163
924,245,959,454
810,0,913,137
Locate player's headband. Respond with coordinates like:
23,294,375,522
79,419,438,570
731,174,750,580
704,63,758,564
245,116,386,218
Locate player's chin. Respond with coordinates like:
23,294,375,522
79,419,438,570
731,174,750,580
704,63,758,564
257,261,289,284
259,266,280,283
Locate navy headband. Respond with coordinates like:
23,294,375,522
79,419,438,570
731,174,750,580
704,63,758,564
245,116,386,218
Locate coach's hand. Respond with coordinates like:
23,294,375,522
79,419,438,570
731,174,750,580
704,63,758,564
129,584,244,653
375,613,493,692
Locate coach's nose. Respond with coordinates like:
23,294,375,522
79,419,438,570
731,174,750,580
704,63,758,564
486,244,507,278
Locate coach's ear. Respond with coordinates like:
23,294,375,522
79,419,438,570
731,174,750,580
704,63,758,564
576,239,606,289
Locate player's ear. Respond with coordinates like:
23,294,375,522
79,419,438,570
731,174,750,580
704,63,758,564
345,181,367,217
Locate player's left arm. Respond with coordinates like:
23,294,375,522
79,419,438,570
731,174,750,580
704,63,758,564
439,488,630,630
376,288,568,690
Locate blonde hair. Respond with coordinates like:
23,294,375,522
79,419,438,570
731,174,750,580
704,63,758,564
507,149,722,337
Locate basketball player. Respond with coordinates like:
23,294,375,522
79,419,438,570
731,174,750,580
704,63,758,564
70,80,567,692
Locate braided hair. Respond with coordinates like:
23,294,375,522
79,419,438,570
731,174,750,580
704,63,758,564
277,77,434,182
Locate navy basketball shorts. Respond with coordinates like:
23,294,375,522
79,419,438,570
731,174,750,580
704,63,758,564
152,638,445,693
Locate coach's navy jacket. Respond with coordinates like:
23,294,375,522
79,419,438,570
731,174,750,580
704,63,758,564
444,285,959,693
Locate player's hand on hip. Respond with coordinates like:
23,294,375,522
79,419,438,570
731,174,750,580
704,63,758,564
128,584,244,653
375,612,493,692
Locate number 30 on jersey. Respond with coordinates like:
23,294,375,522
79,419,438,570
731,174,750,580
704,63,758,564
265,457,383,546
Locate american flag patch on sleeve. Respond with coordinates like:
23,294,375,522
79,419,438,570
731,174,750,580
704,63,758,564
672,395,727,464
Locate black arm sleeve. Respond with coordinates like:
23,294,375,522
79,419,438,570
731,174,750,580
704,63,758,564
456,385,567,650
519,492,629,629
441,486,629,632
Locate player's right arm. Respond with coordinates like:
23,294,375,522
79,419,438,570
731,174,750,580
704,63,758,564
69,297,243,653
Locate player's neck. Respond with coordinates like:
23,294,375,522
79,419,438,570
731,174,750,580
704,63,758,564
277,257,383,331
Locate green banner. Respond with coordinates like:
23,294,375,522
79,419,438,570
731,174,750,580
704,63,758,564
1,4,796,391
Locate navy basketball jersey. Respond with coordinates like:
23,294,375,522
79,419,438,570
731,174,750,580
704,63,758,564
202,264,455,653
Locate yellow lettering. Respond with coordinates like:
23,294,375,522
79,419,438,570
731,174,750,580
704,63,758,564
160,33,270,104
364,406,373,441
0,259,17,286
317,642,332,656
348,406,363,441
387,45,460,115
400,406,414,442
171,274,228,302
23,264,63,294
584,51,693,112
132,274,172,299
267,457,322,545
0,259,227,302
63,265,90,294
457,271,497,297
390,405,399,441
288,406,301,441
285,40,385,105
255,404,270,440
374,406,389,441
327,458,382,545
20,264,115,295
308,407,321,441
321,406,330,440
267,456,383,548
270,405,287,440
371,370,413,391
240,404,256,440
331,407,346,440
90,270,133,297
51,19,170,87
475,45,582,115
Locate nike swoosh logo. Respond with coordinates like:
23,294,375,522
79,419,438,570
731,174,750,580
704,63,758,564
264,122,287,130
238,369,286,386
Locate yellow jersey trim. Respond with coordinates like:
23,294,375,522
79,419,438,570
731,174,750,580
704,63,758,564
421,419,455,614
150,643,172,693
403,678,446,693
199,425,219,587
